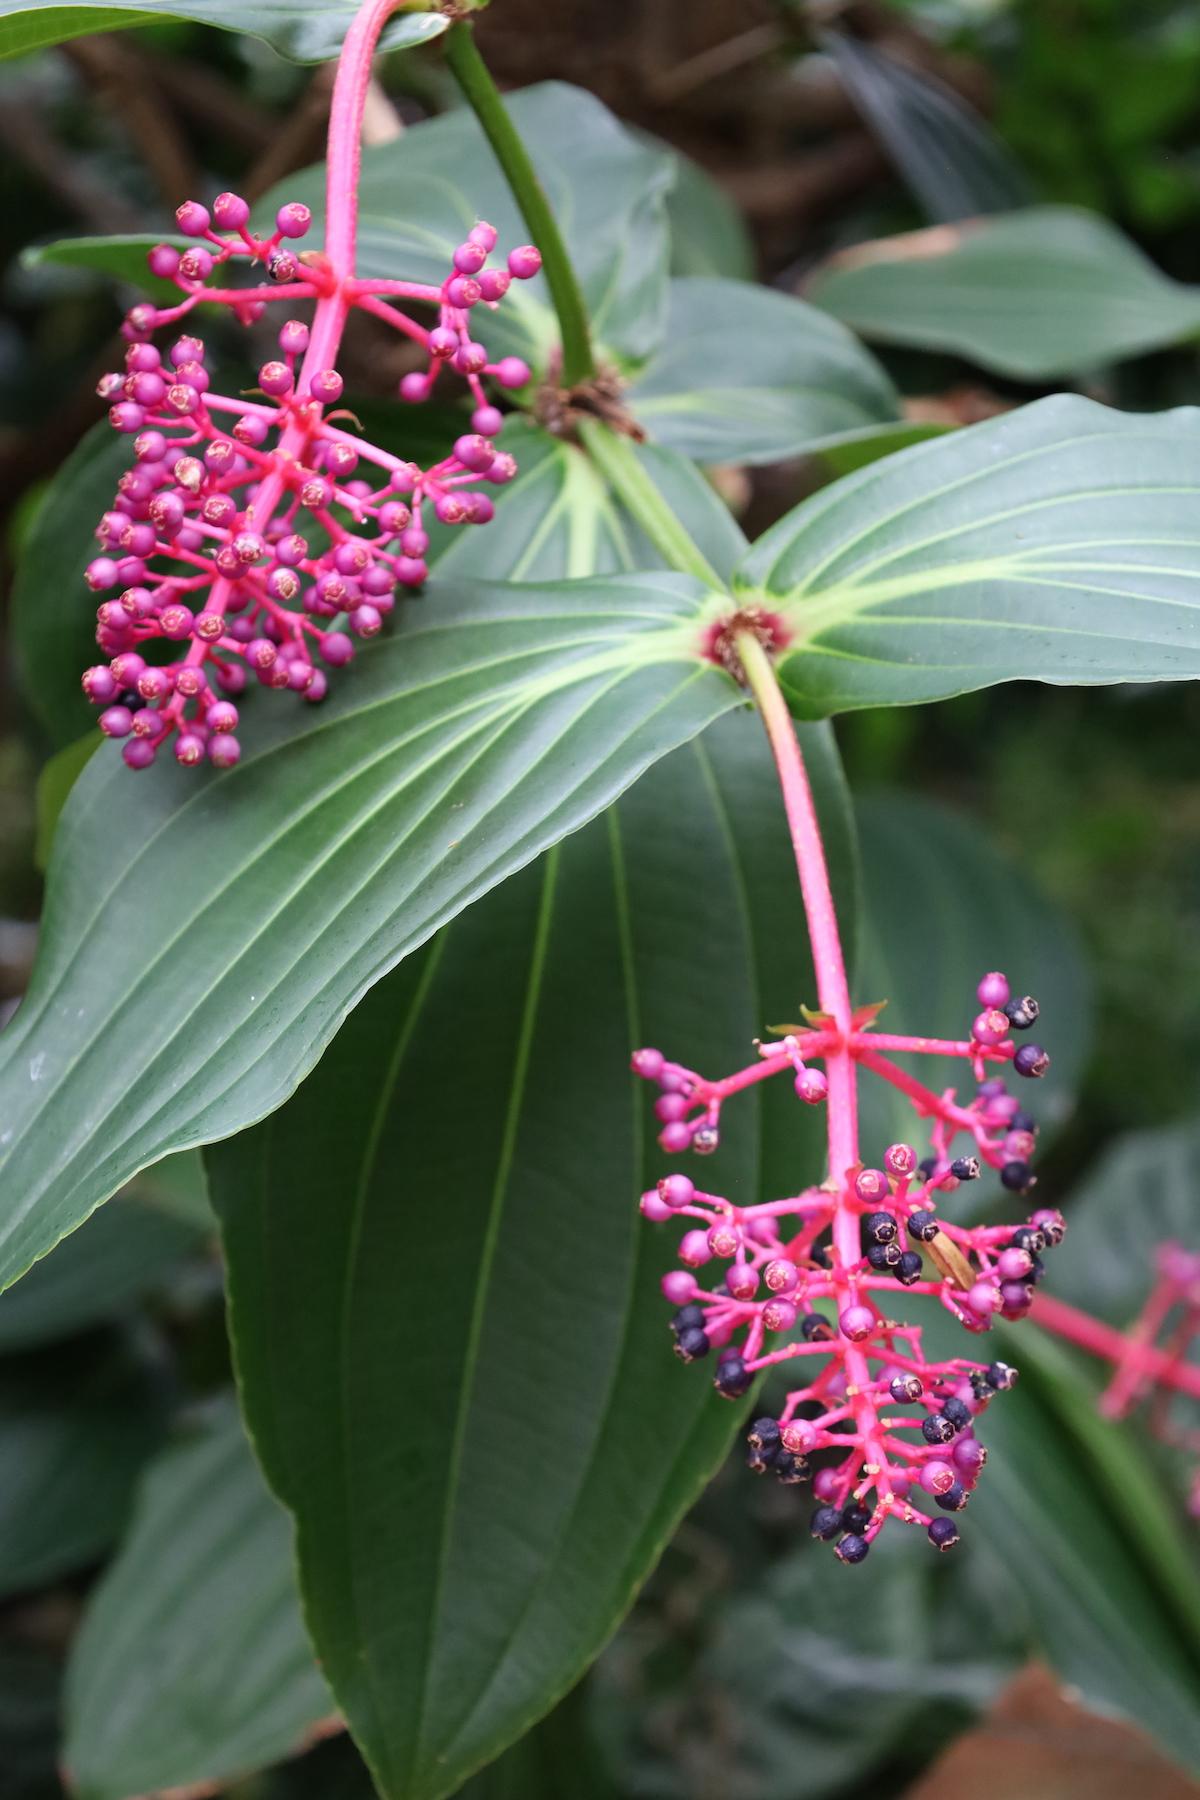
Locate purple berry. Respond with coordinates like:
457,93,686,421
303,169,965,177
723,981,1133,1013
976,971,1010,1008
1014,1044,1050,1079
209,733,241,769
839,1304,875,1342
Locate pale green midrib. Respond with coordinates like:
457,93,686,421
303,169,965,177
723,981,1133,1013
776,479,1200,604
18,655,681,1221
408,848,560,1789
750,553,1200,646
758,421,1199,599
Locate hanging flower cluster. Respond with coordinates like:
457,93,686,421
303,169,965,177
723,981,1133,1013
635,971,1062,1561
82,193,540,769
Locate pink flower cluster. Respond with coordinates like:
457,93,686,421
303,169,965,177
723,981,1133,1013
635,971,1062,1560
82,193,541,769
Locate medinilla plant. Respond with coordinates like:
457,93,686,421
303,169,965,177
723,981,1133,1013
2,0,1200,1795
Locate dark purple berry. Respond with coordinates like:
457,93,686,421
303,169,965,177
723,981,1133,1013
835,1533,870,1564
986,1360,1018,1390
1004,995,1040,1030
941,1397,972,1430
862,1211,897,1245
928,1517,960,1550
774,1452,809,1485
1001,1161,1035,1192
922,1414,956,1445
896,1251,924,1285
1014,1043,1050,1078
811,1505,842,1540
867,1242,901,1270
909,1211,939,1242
747,1417,781,1450
801,1313,835,1342
950,1157,981,1181
714,1354,752,1398
671,1303,705,1334
675,1327,710,1363
935,1482,967,1511
841,1502,871,1533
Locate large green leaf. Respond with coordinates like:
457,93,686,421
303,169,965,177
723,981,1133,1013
63,1398,333,1800
964,1322,1200,1771
12,422,127,751
810,207,1200,379
733,395,1200,716
0,1339,166,1597
430,420,746,583
0,0,445,63
592,1529,1023,1800
0,1181,206,1352
659,151,754,281
0,575,736,1296
627,278,900,466
853,790,1091,1156
209,711,858,1800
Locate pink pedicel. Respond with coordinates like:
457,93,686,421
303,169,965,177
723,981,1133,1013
83,0,541,770
632,643,1058,1563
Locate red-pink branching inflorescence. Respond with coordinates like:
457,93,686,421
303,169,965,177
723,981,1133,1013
82,193,540,770
79,198,539,774
1034,1247,1200,1518
634,974,1063,1562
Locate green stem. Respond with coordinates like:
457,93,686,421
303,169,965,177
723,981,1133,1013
443,21,596,386
577,418,723,588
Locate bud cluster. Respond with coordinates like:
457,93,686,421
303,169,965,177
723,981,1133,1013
83,198,542,768
635,971,1062,1561
1098,1243,1200,1517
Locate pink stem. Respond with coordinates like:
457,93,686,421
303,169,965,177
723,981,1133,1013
735,632,899,1502
1031,1292,1200,1402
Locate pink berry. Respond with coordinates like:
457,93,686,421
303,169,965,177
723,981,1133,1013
175,200,210,236
639,1189,672,1223
661,1270,695,1306
147,244,181,280
275,202,311,239
839,1304,875,1342
212,191,250,230
507,244,542,279
977,971,1010,1008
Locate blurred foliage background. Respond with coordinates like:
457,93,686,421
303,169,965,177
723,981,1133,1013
1,0,1199,1796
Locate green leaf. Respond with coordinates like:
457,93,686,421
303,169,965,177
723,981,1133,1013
962,1323,1200,1771
1049,1115,1200,1325
0,0,446,65
63,1397,333,1800
12,421,128,751
208,711,857,1800
594,1531,1022,1800
627,278,900,466
853,790,1091,1153
809,207,1200,379
430,419,746,583
34,733,97,870
0,574,736,1296
658,148,754,280
0,1339,166,1597
734,395,1200,716
0,1168,209,1353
